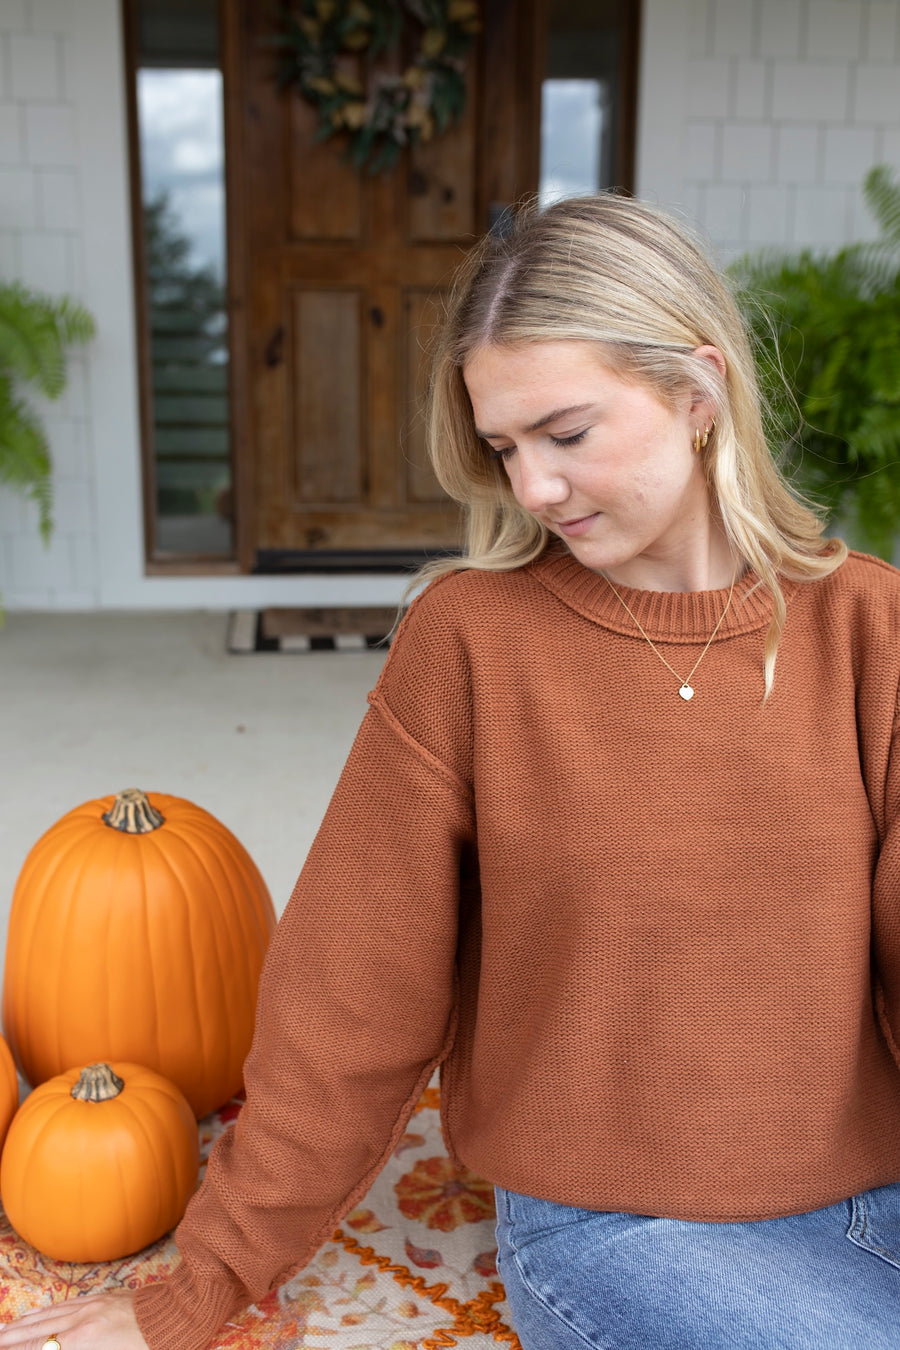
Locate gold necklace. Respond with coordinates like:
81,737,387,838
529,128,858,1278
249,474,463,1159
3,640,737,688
602,572,737,701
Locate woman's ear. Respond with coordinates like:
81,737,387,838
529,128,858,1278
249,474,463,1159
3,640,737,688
692,345,727,378
689,345,727,415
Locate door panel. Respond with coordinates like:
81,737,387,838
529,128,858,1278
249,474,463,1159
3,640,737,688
291,290,363,504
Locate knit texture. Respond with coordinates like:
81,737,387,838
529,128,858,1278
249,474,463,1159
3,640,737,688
135,547,900,1350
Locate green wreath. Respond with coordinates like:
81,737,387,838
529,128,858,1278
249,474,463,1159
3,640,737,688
276,0,480,173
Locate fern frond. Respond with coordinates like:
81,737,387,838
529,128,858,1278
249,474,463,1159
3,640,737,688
864,165,900,246
841,240,900,295
51,294,96,346
0,282,94,547
851,463,900,560
0,282,94,399
868,341,900,401
0,374,52,539
852,402,900,464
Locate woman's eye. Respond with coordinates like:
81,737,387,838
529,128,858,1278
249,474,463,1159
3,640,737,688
487,445,515,461
550,430,588,448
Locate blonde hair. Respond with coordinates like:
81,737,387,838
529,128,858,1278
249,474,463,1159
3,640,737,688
416,193,845,698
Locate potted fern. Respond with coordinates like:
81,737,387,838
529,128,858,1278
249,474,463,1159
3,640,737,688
729,165,900,560
0,283,95,544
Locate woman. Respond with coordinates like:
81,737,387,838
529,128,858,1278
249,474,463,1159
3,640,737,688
3,193,900,1350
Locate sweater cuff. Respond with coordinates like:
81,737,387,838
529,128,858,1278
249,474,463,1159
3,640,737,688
133,1260,246,1350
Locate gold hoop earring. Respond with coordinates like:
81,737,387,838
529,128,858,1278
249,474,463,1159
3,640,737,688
692,428,701,454
701,422,713,449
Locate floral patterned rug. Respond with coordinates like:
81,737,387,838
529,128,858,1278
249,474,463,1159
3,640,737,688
0,1075,522,1350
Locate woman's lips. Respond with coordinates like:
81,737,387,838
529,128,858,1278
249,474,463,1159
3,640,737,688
554,513,599,537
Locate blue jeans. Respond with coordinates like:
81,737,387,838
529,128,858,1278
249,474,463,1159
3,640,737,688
494,1183,900,1348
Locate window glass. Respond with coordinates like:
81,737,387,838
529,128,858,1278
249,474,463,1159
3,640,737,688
541,78,606,203
134,0,232,557
540,0,628,205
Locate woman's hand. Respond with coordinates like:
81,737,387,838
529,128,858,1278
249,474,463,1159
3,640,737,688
0,1290,148,1349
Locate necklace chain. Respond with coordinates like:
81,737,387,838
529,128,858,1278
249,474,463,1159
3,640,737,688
602,573,737,701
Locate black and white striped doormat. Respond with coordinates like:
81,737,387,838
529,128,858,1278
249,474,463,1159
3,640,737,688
227,607,398,654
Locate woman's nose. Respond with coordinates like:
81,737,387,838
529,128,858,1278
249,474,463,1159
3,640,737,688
511,450,569,514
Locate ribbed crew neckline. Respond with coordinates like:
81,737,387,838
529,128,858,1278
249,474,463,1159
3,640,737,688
528,547,795,645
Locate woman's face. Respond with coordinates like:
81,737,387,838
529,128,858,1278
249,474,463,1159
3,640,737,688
463,340,724,589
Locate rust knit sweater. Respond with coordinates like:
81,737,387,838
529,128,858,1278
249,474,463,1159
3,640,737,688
135,547,900,1350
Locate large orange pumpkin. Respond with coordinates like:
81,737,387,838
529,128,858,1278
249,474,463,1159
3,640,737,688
2,789,277,1118
0,1034,18,1150
0,1061,199,1261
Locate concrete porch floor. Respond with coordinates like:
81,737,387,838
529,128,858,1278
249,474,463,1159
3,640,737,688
0,611,388,971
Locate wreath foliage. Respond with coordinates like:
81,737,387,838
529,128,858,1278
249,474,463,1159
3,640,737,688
275,0,480,173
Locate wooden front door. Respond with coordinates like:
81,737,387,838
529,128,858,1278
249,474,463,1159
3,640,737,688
225,1,543,570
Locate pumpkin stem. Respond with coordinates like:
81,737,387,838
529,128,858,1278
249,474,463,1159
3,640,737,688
102,788,164,834
71,1063,126,1103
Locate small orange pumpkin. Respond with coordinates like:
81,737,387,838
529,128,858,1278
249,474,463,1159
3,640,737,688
0,1061,199,1261
0,1034,18,1150
2,789,277,1118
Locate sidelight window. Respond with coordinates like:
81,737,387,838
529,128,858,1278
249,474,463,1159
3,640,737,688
540,0,639,204
126,0,234,561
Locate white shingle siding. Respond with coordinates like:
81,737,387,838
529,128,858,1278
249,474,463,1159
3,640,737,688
645,0,900,263
0,0,89,610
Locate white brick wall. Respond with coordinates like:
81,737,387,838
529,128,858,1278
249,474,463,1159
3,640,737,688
642,0,900,260
0,0,96,610
0,0,898,611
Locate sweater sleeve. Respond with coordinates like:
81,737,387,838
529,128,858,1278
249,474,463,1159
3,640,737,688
133,589,475,1350
872,678,900,1061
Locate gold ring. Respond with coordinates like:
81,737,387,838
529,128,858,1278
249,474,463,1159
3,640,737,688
41,1338,61,1350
